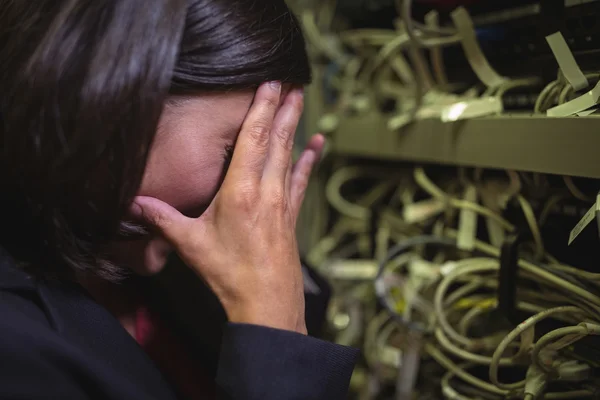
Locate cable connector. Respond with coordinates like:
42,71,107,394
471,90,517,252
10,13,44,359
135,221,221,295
556,360,591,382
524,365,548,400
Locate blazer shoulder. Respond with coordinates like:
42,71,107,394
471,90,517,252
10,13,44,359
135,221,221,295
0,299,94,399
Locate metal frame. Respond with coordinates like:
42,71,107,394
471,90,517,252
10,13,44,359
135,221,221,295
331,112,600,179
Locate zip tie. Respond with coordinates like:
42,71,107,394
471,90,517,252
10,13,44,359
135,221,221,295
546,32,588,91
577,107,598,117
451,7,506,89
568,193,600,245
441,97,503,122
547,80,600,117
389,96,502,128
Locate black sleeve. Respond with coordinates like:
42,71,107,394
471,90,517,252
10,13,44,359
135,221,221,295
216,323,359,400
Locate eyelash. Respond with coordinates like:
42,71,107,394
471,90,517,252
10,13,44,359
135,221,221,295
223,144,234,165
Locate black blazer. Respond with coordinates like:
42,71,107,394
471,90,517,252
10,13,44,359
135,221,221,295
0,249,358,399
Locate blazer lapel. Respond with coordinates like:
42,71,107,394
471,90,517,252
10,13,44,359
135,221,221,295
0,248,179,400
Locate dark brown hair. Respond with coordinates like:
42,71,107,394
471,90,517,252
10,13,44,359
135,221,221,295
0,0,310,280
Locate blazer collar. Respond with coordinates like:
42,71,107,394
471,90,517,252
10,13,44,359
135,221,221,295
0,247,179,399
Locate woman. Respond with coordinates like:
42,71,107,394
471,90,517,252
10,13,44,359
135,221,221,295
0,1,358,399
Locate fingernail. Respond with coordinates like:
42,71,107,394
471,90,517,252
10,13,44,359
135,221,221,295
129,202,143,219
318,136,327,164
305,150,316,166
268,81,281,91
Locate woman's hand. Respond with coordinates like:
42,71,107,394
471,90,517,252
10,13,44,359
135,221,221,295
131,82,324,334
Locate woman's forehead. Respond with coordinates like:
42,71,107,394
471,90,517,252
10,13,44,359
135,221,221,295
159,91,255,143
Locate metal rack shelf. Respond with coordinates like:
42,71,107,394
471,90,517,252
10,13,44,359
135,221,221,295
331,113,600,179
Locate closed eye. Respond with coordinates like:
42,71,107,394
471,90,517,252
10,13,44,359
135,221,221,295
215,143,235,188
223,144,234,171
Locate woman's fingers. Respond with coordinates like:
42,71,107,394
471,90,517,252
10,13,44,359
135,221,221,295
129,196,194,246
263,87,304,186
227,82,281,185
279,85,295,190
279,83,293,107
290,134,325,214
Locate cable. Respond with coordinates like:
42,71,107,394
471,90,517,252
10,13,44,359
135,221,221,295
334,57,366,121
394,0,459,38
395,0,432,125
306,217,363,267
494,78,542,102
433,261,556,362
444,278,488,308
364,311,393,369
395,329,424,400
340,29,459,49
558,84,573,104
431,252,599,395
514,196,600,282
535,80,562,113
435,327,515,366
547,263,600,283
556,73,600,105
444,228,600,310
539,194,567,227
336,298,365,347
425,343,508,396
414,168,515,231
532,323,600,374
489,306,585,390
339,29,398,45
315,1,462,126
316,0,337,31
375,235,456,332
434,259,501,349
325,166,396,221
441,366,478,400
425,11,448,87
450,7,506,89
297,0,600,393
563,176,595,203
301,10,348,65
504,170,523,204
517,195,545,260
458,303,493,336
413,20,457,36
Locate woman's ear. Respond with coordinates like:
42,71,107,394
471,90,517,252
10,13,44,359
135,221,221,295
109,204,173,276
109,235,173,276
